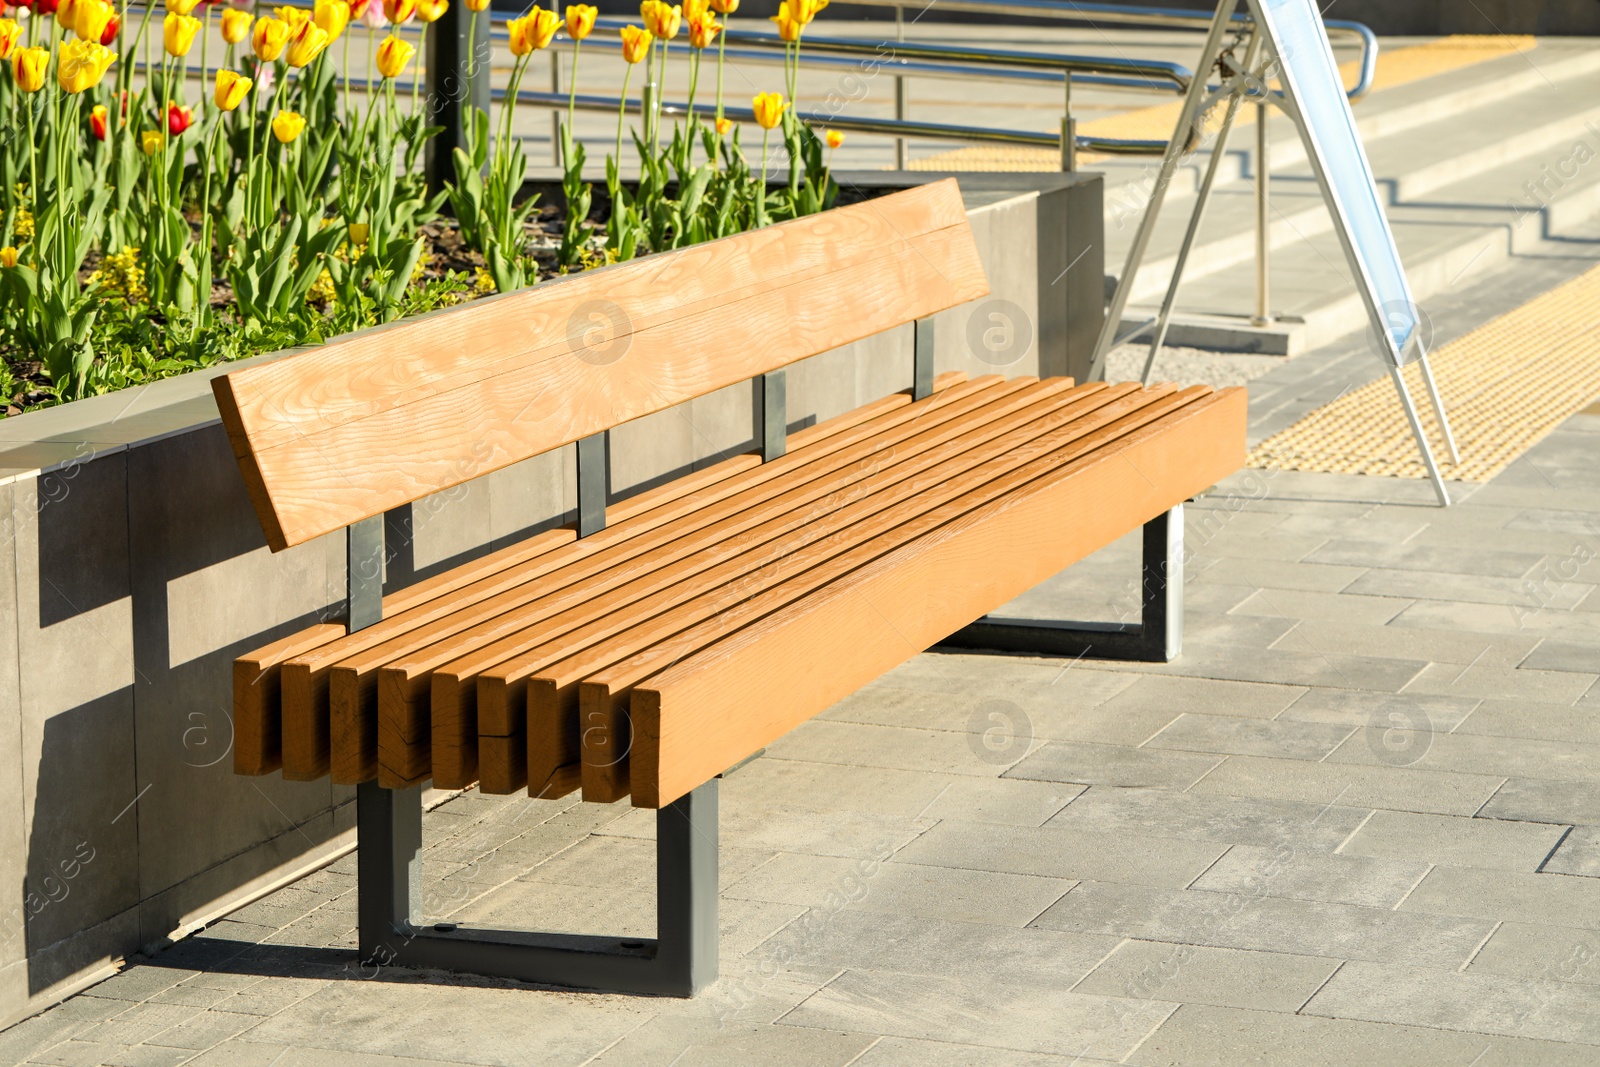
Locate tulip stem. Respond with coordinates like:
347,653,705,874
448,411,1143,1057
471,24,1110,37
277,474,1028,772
342,32,352,119
411,23,427,117
615,63,630,171
714,14,726,126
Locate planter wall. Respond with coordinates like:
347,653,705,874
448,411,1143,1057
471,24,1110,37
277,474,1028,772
0,170,1102,1029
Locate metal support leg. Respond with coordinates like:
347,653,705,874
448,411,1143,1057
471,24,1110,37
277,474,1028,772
1252,99,1273,327
1389,367,1452,507
1089,4,1238,382
893,4,907,170
758,371,787,462
1415,352,1461,465
937,505,1185,661
347,515,385,631
912,317,935,401
356,779,719,995
576,432,608,537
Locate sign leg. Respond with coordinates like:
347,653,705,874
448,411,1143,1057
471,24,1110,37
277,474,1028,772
1389,366,1451,507
1415,353,1461,465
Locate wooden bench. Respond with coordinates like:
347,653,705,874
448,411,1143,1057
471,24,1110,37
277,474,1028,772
215,178,1247,997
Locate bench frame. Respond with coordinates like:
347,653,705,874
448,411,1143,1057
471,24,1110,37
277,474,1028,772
344,319,1188,995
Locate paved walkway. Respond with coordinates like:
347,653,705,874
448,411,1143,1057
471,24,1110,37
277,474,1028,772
4,355,1600,1065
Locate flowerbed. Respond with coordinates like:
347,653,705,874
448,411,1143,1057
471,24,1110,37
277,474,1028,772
0,0,845,413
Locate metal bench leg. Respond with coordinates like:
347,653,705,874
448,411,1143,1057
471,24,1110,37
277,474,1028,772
355,779,719,996
938,505,1185,662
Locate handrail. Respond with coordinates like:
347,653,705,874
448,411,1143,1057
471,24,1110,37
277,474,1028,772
832,0,1380,102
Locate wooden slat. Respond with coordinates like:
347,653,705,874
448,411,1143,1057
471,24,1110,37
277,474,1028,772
302,375,961,784
566,383,1199,803
443,380,1110,796
213,181,986,550
627,387,1248,807
374,377,1031,787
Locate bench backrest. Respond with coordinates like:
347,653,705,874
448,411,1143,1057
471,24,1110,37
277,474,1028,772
213,179,989,551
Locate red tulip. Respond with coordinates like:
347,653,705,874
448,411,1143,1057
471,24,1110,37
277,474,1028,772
36,0,59,14
99,13,119,44
90,104,109,141
167,103,194,135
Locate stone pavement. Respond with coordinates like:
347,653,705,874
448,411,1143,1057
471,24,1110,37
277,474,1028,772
4,389,1600,1065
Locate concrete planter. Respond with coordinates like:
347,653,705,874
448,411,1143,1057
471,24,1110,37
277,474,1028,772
0,171,1102,1028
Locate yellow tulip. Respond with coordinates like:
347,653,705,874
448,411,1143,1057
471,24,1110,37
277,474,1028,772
56,0,81,31
0,247,18,269
11,46,48,93
374,33,413,78
221,8,253,44
285,20,330,66
825,128,844,148
415,0,446,23
507,8,558,55
619,23,651,64
796,0,827,21
313,0,350,39
709,0,737,14
686,11,717,49
272,110,306,144
640,0,680,40
166,0,200,15
163,12,201,57
349,222,370,245
715,116,732,135
464,0,489,10
769,1,801,41
382,0,415,23
0,19,21,61
74,0,115,44
275,5,312,32
752,90,785,130
214,68,253,110
57,38,115,93
565,3,596,41
142,130,164,155
252,16,290,60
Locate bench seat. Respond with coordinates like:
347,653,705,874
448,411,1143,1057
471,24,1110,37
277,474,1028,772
237,373,1244,808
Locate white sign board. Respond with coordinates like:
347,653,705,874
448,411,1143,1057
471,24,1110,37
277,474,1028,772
1252,0,1421,365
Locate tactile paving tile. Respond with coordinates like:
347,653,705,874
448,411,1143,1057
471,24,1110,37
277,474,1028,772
1247,261,1600,482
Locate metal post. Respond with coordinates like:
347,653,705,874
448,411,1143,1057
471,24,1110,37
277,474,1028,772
347,515,385,631
576,432,608,537
1060,77,1075,172
936,507,1187,660
894,4,907,170
1415,351,1461,465
913,317,935,400
654,780,720,992
1142,33,1262,385
1089,0,1238,382
1388,366,1451,506
357,781,424,969
425,1,491,195
1252,99,1272,326
758,371,787,461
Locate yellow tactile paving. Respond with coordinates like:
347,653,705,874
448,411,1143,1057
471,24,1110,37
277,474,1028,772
1247,262,1600,482
908,35,1538,172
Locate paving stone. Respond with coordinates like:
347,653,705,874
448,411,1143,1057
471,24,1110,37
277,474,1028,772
779,969,1174,1060
1479,777,1600,825
1271,619,1539,667
28,1040,194,1066
892,819,1226,887
1144,712,1354,761
1045,788,1368,852
1192,556,1368,592
1304,541,1548,579
1339,810,1568,872
763,720,1012,777
1033,881,1494,968
1276,688,1480,731
1131,645,1427,693
1542,826,1600,877
1455,698,1600,745
1404,662,1598,704
187,1044,487,1066
1399,865,1600,930
144,1009,261,1050
1522,641,1600,674
1390,598,1600,642
1188,531,1329,564
1125,1003,1592,1067
1095,673,1309,722
1325,729,1600,783
76,966,198,1005
1073,941,1341,1013
1003,741,1223,790
587,1019,877,1067
70,1004,202,1047
517,835,772,891
849,1035,1090,1066
1266,512,1430,545
1303,958,1600,1044
727,852,1073,926
914,776,1082,827
1189,754,1502,818
1190,845,1430,909
1467,921,1600,986
1182,612,1304,650
748,910,1120,987
1347,569,1594,609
